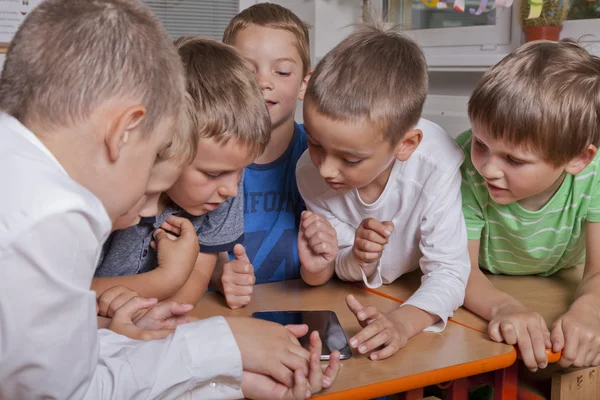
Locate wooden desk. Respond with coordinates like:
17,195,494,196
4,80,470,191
368,267,584,364
191,279,516,400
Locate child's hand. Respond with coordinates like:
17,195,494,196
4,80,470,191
132,301,195,331
551,300,600,368
154,215,199,276
352,218,394,277
226,317,311,389
221,244,255,310
240,331,341,400
97,285,140,318
488,303,551,371
108,296,182,341
298,211,338,276
346,294,407,360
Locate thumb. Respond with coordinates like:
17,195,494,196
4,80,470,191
285,323,309,338
382,221,395,233
488,320,504,343
153,228,169,244
233,244,250,263
551,319,565,353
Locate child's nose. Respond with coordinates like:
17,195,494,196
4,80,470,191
318,157,338,180
218,176,239,198
257,72,274,91
481,157,503,180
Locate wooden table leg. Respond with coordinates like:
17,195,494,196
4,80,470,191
494,362,518,400
447,378,470,400
397,388,424,400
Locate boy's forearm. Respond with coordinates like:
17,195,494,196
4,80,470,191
300,261,335,286
464,240,523,321
387,304,440,339
91,268,186,301
165,252,217,305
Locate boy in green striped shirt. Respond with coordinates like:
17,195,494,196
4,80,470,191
458,40,600,372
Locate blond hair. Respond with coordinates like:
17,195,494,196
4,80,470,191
0,0,185,137
305,22,427,144
223,3,311,76
175,37,270,158
469,40,600,166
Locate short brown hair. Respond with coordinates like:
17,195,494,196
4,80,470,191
0,0,185,137
223,3,311,76
305,22,428,144
469,40,600,166
175,37,270,158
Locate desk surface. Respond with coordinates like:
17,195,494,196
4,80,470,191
369,267,583,364
191,279,515,399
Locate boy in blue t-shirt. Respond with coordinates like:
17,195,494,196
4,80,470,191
214,3,338,309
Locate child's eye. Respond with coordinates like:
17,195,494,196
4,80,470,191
473,138,485,149
344,159,363,166
204,172,222,180
506,156,524,166
276,71,291,77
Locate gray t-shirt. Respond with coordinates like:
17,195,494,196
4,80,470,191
95,176,244,277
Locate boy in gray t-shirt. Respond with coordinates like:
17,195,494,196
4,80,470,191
91,37,271,306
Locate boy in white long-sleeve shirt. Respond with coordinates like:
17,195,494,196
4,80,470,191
296,22,470,361
0,1,338,399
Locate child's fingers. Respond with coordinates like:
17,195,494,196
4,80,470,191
225,284,254,297
353,325,389,355
303,217,335,239
517,333,539,371
291,368,310,400
361,218,393,240
300,211,320,230
322,351,341,388
354,238,385,253
528,324,549,369
559,328,579,367
113,296,158,320
227,260,254,276
551,319,566,353
285,324,309,340
371,338,405,361
107,291,141,318
345,294,364,317
357,226,388,245
233,244,251,263
349,320,383,351
308,332,323,390
488,320,504,343
499,320,518,345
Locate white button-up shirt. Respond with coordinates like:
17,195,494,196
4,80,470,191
0,114,243,399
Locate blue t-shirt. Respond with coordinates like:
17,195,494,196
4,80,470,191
231,122,307,284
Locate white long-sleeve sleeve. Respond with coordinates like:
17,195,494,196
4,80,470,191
296,118,470,333
0,212,243,400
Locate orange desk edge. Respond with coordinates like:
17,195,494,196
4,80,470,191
315,349,516,399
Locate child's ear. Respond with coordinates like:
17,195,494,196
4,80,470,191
105,105,146,162
395,129,423,161
298,70,313,101
565,144,597,175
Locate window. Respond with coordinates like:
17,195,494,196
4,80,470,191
385,0,512,47
143,0,239,40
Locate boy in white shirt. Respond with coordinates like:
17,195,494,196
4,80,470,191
0,0,337,399
296,23,470,361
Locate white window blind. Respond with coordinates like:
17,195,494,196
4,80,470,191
143,0,239,41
